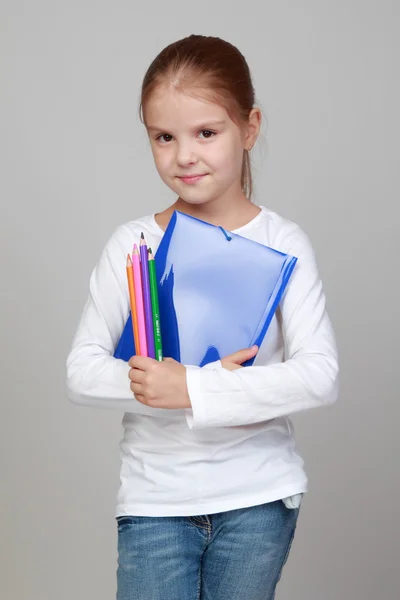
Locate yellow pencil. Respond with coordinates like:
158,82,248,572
126,254,140,355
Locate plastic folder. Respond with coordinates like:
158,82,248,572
114,210,297,367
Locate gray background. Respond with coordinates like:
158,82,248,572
1,1,399,599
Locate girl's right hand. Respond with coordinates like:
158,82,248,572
220,346,258,371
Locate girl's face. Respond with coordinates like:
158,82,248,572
144,85,250,206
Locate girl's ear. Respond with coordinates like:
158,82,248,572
244,108,262,150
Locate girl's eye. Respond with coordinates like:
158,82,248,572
155,130,216,143
156,134,173,143
199,130,215,139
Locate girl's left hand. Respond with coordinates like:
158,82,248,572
128,356,191,409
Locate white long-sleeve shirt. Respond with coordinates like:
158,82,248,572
66,206,339,517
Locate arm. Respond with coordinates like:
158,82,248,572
184,226,339,429
66,225,180,415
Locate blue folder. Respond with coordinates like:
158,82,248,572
114,210,297,367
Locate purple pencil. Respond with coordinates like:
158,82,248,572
139,232,156,359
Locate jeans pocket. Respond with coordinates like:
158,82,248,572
116,515,137,531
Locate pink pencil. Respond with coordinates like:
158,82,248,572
132,244,147,356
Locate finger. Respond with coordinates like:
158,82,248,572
128,367,145,384
222,345,258,365
129,355,157,371
130,381,144,396
133,391,146,404
163,357,175,363
221,361,243,372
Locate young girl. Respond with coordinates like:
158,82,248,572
66,34,339,600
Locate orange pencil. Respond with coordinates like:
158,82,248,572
126,254,140,355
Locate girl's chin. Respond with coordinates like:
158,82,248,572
178,197,213,205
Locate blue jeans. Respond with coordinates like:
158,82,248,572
116,500,300,600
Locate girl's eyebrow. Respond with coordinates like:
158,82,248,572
147,120,226,132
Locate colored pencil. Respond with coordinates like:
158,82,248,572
126,254,140,356
148,248,163,361
140,233,156,359
132,244,147,356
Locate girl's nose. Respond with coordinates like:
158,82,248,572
176,142,197,166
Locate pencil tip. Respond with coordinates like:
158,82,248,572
141,232,144,239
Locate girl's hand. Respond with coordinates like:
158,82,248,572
128,345,258,409
128,356,191,409
220,346,258,371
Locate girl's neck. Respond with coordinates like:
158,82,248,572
155,192,261,233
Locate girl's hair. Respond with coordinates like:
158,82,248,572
139,35,257,199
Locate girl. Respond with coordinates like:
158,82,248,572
66,34,339,600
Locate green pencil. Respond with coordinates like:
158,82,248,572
147,248,163,361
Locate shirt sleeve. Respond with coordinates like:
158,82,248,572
66,225,179,415
184,226,339,429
